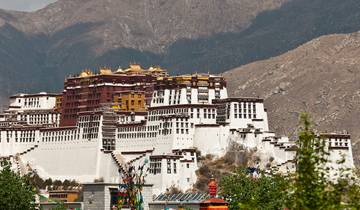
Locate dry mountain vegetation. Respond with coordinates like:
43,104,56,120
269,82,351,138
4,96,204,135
3,0,360,105
224,32,360,164
0,0,288,105
194,143,258,191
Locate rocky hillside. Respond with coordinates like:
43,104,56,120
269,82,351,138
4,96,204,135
7,0,289,53
1,0,360,110
223,32,360,164
0,0,289,105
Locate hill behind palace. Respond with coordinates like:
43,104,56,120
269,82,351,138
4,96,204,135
223,32,360,164
1,0,360,105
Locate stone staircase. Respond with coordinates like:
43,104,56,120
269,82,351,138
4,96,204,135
111,152,127,175
19,145,38,156
14,154,28,176
128,153,147,165
110,151,149,176
1,145,38,175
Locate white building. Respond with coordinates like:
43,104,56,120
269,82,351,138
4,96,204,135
8,92,60,111
0,73,355,201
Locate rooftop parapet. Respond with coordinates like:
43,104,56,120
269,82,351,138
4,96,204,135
212,97,264,104
68,64,168,79
9,92,61,99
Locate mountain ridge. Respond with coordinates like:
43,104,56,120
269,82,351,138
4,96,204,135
0,0,360,129
2,0,290,52
0,0,291,104
223,31,360,164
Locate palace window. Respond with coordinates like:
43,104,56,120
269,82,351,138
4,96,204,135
173,162,177,174
167,159,171,174
150,159,162,175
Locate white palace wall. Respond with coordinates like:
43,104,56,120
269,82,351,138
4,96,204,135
0,73,355,197
193,125,230,157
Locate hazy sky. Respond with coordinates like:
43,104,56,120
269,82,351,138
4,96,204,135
0,0,57,12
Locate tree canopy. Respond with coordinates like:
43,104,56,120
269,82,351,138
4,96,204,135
220,168,288,210
220,113,360,210
0,161,36,210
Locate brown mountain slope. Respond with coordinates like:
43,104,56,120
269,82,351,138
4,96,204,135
3,0,289,53
0,0,290,106
223,32,360,164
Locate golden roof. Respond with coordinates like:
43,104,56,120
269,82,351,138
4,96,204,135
115,68,125,74
198,76,210,80
75,64,170,78
79,69,93,77
99,68,112,75
176,75,192,81
149,66,164,73
125,64,143,73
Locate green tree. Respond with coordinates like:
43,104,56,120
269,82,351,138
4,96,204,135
286,113,334,209
219,113,360,210
220,168,288,210
53,180,62,187
44,178,53,188
28,172,45,191
0,161,36,210
62,179,71,190
346,182,360,209
50,202,67,210
287,113,360,210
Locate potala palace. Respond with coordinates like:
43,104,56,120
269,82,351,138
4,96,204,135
0,64,355,195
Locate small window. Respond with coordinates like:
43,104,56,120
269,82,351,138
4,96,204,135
173,163,177,174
